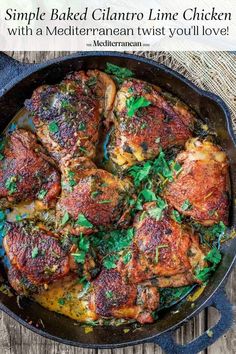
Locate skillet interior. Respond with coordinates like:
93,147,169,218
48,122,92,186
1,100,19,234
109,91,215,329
0,53,235,348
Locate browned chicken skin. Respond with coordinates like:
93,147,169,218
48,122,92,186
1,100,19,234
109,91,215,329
4,223,70,285
0,129,61,208
24,70,115,161
108,79,195,169
89,269,159,324
164,139,229,225
56,157,132,234
7,266,40,296
118,203,207,287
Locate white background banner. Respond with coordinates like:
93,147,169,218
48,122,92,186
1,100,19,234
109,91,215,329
0,0,235,51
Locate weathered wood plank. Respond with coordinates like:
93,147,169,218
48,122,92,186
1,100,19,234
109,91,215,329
1,51,234,354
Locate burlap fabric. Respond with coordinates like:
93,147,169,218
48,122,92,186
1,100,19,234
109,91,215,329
135,51,236,133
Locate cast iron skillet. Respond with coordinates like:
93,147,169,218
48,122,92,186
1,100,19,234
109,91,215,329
0,52,235,354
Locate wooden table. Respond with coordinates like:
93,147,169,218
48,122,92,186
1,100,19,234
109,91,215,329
1,51,235,354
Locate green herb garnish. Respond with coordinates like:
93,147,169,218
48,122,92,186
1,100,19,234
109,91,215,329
147,197,167,221
155,244,168,263
181,199,192,211
58,298,65,306
98,200,112,204
105,290,113,299
61,100,70,109
5,175,17,195
37,189,47,200
68,170,76,188
78,122,86,131
126,96,151,117
171,209,182,223
75,214,93,228
103,254,119,269
195,247,222,282
61,212,70,226
105,63,133,81
48,121,59,133
31,247,39,259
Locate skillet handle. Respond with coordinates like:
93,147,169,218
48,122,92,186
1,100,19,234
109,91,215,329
152,289,233,354
0,52,31,94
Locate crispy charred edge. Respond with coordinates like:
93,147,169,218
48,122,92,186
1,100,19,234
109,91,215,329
108,78,195,169
0,128,61,208
164,138,230,226
7,266,41,296
56,160,133,234
3,222,70,285
89,269,159,324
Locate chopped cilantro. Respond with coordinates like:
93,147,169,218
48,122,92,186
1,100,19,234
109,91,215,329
191,221,227,248
123,328,130,334
205,247,222,265
195,248,222,282
105,290,113,299
68,170,76,188
171,209,182,223
155,244,168,263
105,63,134,81
48,121,59,133
31,247,39,259
98,200,112,204
61,212,70,226
148,197,168,221
123,251,132,264
129,161,152,187
75,214,93,228
78,122,86,131
71,233,90,264
181,199,192,211
126,96,151,117
103,254,119,269
0,153,4,160
37,189,47,200
79,146,87,154
91,191,101,199
71,251,86,264
138,189,157,202
91,228,134,269
58,298,65,306
5,175,17,195
61,100,70,109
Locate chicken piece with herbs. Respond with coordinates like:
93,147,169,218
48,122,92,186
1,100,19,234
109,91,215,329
0,129,61,208
4,222,70,286
108,79,195,169
118,202,207,287
164,139,229,226
89,268,159,324
56,157,132,235
25,70,116,161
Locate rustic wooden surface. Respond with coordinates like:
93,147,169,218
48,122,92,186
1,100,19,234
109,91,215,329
1,51,235,354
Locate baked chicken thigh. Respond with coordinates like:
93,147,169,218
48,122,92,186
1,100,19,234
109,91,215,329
4,223,70,286
118,202,207,287
25,70,116,161
0,129,60,208
164,139,229,225
56,157,132,234
89,268,159,324
108,79,195,169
